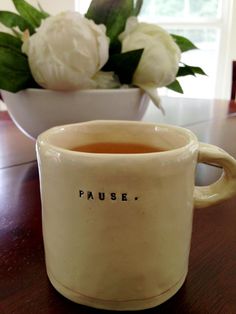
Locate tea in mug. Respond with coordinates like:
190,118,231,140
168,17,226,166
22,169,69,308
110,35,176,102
71,142,166,154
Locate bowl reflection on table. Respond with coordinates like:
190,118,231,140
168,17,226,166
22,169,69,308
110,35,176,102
1,88,149,140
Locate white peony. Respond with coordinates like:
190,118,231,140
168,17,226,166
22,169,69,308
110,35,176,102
93,71,120,89
119,17,181,111
22,11,110,90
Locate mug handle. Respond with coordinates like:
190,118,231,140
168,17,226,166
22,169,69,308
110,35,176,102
194,143,236,208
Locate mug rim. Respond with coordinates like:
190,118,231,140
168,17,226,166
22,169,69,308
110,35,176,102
37,120,199,157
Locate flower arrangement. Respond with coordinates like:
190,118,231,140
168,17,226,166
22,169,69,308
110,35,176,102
0,0,205,111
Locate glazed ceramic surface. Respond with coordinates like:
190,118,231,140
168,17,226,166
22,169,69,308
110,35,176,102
36,121,236,311
1,88,149,139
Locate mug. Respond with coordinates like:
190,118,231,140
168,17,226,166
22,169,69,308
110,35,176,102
36,120,236,311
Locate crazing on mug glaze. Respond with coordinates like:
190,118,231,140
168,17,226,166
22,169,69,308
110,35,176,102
36,120,236,311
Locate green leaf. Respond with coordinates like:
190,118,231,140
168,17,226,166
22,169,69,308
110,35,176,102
133,0,143,16
0,47,37,92
177,63,207,77
12,0,49,29
167,80,184,94
0,11,34,34
186,65,207,76
0,32,22,52
86,0,134,47
171,34,198,52
177,65,195,77
103,48,144,84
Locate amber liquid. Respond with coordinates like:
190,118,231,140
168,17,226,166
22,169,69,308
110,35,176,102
71,142,166,154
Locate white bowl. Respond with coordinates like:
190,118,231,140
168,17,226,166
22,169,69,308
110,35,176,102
1,88,149,140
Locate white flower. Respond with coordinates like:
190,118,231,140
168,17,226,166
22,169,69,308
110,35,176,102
119,17,181,111
92,71,120,89
22,11,109,90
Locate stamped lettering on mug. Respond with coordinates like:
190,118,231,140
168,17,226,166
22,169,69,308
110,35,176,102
78,189,139,201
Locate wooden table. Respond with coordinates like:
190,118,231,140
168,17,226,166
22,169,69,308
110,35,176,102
1,98,236,314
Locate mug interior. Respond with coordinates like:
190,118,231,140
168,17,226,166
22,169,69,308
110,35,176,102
39,120,197,153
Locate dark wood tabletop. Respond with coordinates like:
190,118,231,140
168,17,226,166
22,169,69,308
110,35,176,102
1,98,236,314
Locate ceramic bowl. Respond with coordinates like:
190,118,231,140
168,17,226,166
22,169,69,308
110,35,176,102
1,88,149,140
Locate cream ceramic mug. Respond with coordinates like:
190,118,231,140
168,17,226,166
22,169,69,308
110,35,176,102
36,120,236,311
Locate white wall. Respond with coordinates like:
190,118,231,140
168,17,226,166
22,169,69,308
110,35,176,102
0,0,75,13
30,0,75,14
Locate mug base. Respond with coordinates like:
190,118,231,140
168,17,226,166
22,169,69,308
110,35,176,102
47,270,187,311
